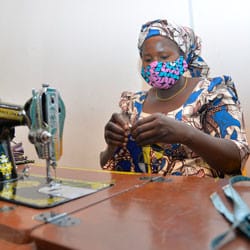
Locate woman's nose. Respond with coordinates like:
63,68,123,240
152,56,159,61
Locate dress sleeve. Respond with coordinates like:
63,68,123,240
201,76,250,172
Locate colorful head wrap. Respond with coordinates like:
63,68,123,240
138,19,209,77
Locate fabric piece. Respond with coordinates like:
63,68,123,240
210,175,250,249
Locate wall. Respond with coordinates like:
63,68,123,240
0,0,249,173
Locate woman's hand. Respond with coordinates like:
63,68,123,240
104,112,130,149
131,113,188,146
100,112,131,167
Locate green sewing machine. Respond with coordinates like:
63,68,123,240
0,84,65,183
0,85,111,209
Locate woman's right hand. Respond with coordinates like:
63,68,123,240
100,112,130,167
104,112,130,149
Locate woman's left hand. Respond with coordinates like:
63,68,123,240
131,113,188,146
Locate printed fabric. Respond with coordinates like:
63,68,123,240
102,76,250,178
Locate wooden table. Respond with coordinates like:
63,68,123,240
0,166,143,247
1,166,250,250
30,170,250,250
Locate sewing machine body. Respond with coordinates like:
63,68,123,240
0,85,65,182
0,86,111,209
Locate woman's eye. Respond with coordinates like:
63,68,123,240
161,56,168,60
144,58,152,63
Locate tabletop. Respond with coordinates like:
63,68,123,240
0,165,250,250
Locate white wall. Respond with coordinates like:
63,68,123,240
192,0,250,113
0,0,249,171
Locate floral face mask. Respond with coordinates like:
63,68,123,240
141,56,188,89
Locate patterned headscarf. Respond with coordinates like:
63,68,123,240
138,19,209,78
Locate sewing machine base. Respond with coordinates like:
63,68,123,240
0,174,112,208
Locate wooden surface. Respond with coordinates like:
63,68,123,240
0,238,36,250
1,165,250,249
0,166,142,244
31,170,250,250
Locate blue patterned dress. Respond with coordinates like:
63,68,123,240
102,76,249,177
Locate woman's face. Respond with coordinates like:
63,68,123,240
141,36,182,67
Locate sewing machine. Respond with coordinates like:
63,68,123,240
0,86,112,209
0,84,65,183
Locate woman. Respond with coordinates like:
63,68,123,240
100,19,249,178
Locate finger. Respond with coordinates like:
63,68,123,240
105,121,125,136
134,128,164,145
105,129,125,146
132,114,155,128
105,118,129,146
110,113,129,130
131,116,157,138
